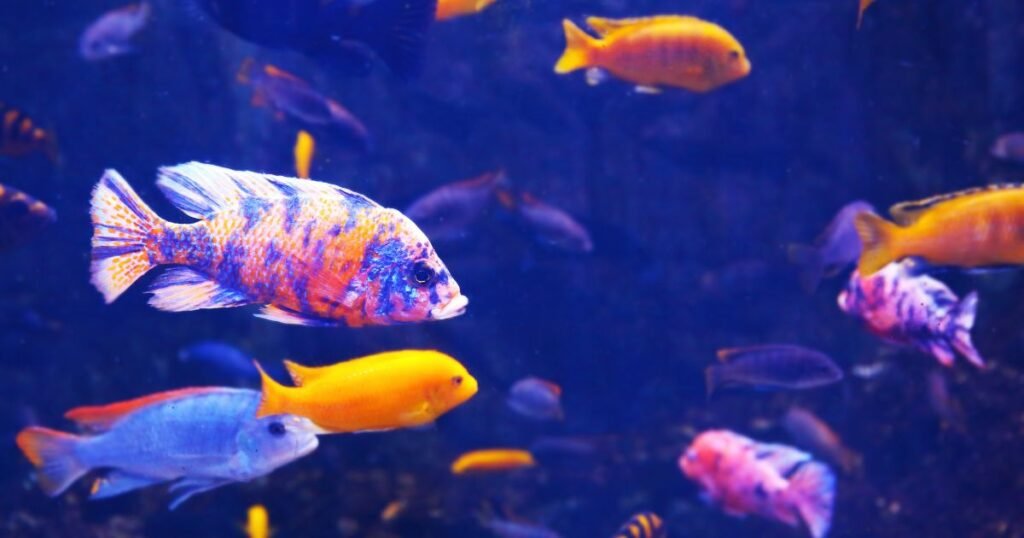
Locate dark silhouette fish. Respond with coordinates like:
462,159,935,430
0,102,58,162
405,171,507,242
196,0,438,77
0,183,56,251
706,344,843,396
788,201,876,292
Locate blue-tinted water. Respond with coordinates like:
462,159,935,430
2,0,1024,536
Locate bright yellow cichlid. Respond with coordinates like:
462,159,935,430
293,130,314,179
255,350,478,433
856,185,1024,275
450,448,536,474
246,504,270,538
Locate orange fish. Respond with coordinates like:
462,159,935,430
855,185,1024,275
554,15,751,93
857,0,876,29
436,0,497,21
0,102,57,161
255,350,478,432
450,448,536,474
294,130,315,179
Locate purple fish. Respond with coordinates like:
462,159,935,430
837,261,984,368
16,387,318,509
79,2,151,61
706,344,843,396
782,407,861,474
405,171,507,242
499,189,593,253
788,201,876,292
506,377,563,421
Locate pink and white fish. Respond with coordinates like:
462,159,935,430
680,430,836,538
837,261,984,368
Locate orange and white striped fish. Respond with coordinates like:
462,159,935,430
554,15,750,93
612,512,665,538
89,162,468,326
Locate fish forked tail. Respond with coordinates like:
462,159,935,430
787,461,836,538
787,243,825,293
945,291,986,369
554,19,598,74
853,211,900,276
16,427,89,497
90,169,165,303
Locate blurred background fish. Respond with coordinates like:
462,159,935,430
706,344,844,396
498,189,593,253
782,406,863,475
0,183,56,251
0,102,57,162
788,201,876,292
450,448,536,474
611,512,665,538
245,504,270,538
991,132,1024,163
506,377,564,421
405,170,507,243
78,2,151,61
435,0,497,21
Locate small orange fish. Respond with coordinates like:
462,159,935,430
436,0,497,21
0,102,57,161
255,350,478,433
450,448,536,474
857,0,877,29
856,185,1024,275
294,130,315,179
554,15,750,93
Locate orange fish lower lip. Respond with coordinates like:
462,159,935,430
431,295,468,320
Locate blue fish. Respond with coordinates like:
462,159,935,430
506,377,564,421
16,387,318,509
178,340,258,380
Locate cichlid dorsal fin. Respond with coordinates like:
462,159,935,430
283,359,331,386
156,161,381,220
888,184,1024,225
584,15,699,36
64,387,227,432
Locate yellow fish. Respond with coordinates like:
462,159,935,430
245,504,270,538
293,130,315,179
255,350,478,433
436,0,497,21
554,15,750,93
856,185,1024,275
450,448,536,474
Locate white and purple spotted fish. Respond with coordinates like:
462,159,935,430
89,162,468,326
837,261,985,368
16,388,318,509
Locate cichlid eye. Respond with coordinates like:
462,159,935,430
728,50,741,61
412,261,436,286
451,375,463,386
267,421,287,437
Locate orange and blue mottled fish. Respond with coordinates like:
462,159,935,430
0,102,57,162
294,130,315,179
554,15,751,93
238,59,371,152
612,512,665,538
0,183,56,251
88,162,468,327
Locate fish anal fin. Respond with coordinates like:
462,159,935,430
147,267,250,312
889,184,1024,225
256,305,338,327
65,387,226,431
635,85,663,94
283,359,330,386
91,472,162,500
167,477,231,510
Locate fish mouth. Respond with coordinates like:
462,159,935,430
295,433,320,457
431,295,468,320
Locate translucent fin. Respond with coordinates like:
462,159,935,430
90,471,162,500
945,291,985,368
255,305,338,327
65,387,227,431
327,0,437,77
585,67,607,86
167,477,231,510
787,243,825,293
147,267,250,312
787,461,836,538
15,427,88,496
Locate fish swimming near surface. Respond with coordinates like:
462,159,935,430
837,261,984,368
255,350,478,433
450,448,536,475
705,344,843,396
855,184,1024,275
554,15,751,93
238,59,371,152
0,102,58,161
680,429,836,538
294,130,315,178
196,0,437,77
405,170,507,243
79,2,151,61
506,377,564,421
88,162,468,327
498,189,593,253
611,512,666,538
0,183,56,251
991,132,1024,163
15,388,318,509
436,0,497,21
246,504,270,538
788,201,876,292
782,407,862,475
857,0,877,28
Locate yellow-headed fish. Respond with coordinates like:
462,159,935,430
294,130,315,179
255,350,477,433
554,15,750,93
246,504,270,538
855,185,1024,275
450,448,536,474
436,0,497,21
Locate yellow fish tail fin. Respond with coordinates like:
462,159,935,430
554,19,597,74
855,211,901,275
254,361,291,418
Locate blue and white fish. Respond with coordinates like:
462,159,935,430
16,387,318,509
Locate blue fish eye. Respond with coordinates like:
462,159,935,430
267,421,287,437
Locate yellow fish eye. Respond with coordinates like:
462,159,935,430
451,375,464,386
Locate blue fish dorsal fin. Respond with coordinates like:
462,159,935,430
888,183,1024,226
156,161,381,220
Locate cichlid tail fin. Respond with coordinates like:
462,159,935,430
327,0,438,77
945,291,986,368
787,461,836,538
787,243,825,293
254,360,291,418
89,169,166,304
16,427,89,497
554,19,598,74
854,211,901,276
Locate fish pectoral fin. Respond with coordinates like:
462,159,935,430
167,477,232,510
146,267,250,312
90,471,163,500
585,67,608,86
255,305,338,327
634,85,663,94
398,402,434,426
